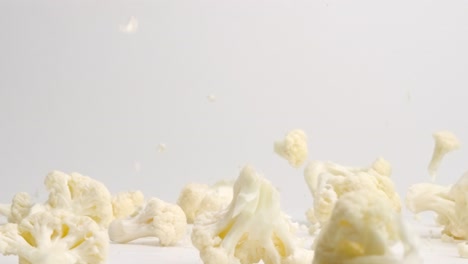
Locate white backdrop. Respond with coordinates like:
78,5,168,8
1,0,467,220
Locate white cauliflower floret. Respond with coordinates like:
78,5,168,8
406,171,468,239
274,129,308,168
108,198,187,246
177,181,233,223
304,158,401,229
313,190,421,264
457,241,468,258
191,165,313,264
0,193,47,224
428,131,460,181
111,190,145,219
45,171,113,227
0,210,108,264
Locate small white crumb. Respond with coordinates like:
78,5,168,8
207,94,216,102
120,16,138,34
157,143,167,153
134,161,142,173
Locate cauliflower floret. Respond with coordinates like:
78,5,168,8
111,190,145,219
274,129,308,168
313,190,421,264
45,171,113,227
177,181,233,223
0,193,47,224
0,210,108,264
406,171,468,239
428,131,460,181
108,197,187,246
304,158,401,229
191,165,313,264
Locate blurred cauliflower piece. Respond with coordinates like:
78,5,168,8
314,190,421,264
0,210,108,264
177,181,233,223
44,171,113,227
406,171,468,239
274,129,308,168
108,198,187,246
191,165,313,264
112,190,145,219
0,192,47,224
304,158,401,230
428,131,460,181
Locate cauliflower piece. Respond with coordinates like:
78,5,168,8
428,131,460,181
406,171,468,239
0,192,47,224
304,158,401,229
457,241,468,258
108,197,187,246
191,165,313,264
44,171,113,227
274,129,308,168
313,190,421,264
0,210,108,264
111,190,145,219
177,181,233,223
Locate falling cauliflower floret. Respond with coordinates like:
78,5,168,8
406,171,468,239
428,131,460,181
0,210,108,264
111,190,145,219
303,158,401,231
108,197,187,246
313,190,421,264
44,171,114,228
191,165,314,264
177,181,234,223
274,129,308,168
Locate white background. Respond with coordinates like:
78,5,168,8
1,0,468,221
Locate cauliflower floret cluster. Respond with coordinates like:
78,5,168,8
406,172,468,239
314,190,421,264
111,190,145,219
304,158,401,230
0,209,108,264
109,197,187,246
191,165,313,264
44,171,114,227
274,129,308,168
177,180,233,223
428,131,460,182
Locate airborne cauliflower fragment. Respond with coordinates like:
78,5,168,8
274,129,308,168
108,197,187,246
0,210,108,264
428,131,460,181
406,172,468,239
191,165,313,264
313,190,421,264
304,158,401,229
111,190,145,219
45,171,114,227
177,181,233,223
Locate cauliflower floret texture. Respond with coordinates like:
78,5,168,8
108,197,187,246
313,190,421,264
0,210,108,264
45,171,113,227
304,158,401,229
274,129,308,168
0,192,47,225
406,171,468,239
111,190,145,219
191,165,313,264
177,181,233,223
